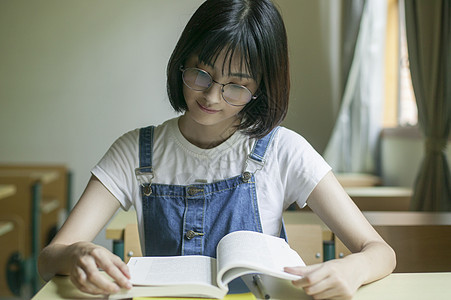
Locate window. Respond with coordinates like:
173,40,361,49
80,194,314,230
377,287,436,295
383,0,418,128
398,0,418,126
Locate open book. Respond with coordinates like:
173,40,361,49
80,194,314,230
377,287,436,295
111,230,305,299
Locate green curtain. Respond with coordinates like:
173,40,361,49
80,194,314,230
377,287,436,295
405,0,451,211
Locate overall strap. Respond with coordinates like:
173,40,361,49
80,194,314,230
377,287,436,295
135,126,155,194
243,126,280,177
138,125,155,172
248,126,280,163
245,126,288,241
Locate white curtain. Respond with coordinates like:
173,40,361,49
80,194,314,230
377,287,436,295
323,0,387,173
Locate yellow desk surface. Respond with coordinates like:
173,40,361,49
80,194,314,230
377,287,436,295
0,184,16,199
32,272,451,300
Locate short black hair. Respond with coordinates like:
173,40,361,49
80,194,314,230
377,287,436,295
167,0,289,138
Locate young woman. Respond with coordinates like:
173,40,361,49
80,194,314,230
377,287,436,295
38,0,396,299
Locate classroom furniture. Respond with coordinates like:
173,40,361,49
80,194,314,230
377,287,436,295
285,224,323,265
105,209,138,261
344,186,412,211
335,172,382,187
334,211,451,272
299,186,413,212
106,210,451,272
0,164,71,297
31,272,451,300
301,173,412,212
0,184,22,297
0,184,17,199
108,216,325,266
0,185,17,236
285,211,451,272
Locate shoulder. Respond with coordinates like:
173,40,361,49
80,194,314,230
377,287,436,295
272,126,329,168
274,126,314,151
113,118,177,148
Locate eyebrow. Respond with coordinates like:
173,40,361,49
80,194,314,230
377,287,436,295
200,61,253,80
227,72,253,79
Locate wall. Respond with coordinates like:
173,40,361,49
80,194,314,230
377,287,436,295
0,0,202,248
277,0,343,152
380,128,451,188
0,0,345,249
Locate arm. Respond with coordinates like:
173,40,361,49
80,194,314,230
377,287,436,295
38,175,132,295
285,171,396,299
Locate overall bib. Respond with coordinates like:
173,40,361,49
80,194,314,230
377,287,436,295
135,125,284,258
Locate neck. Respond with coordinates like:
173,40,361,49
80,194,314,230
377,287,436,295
178,115,240,149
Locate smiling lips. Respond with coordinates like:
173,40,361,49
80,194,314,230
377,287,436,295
197,101,220,114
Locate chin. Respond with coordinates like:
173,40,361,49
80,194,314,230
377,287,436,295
188,112,237,128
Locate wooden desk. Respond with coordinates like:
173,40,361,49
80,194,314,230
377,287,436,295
344,187,412,211
335,173,382,187
31,272,451,300
300,186,412,211
0,184,16,199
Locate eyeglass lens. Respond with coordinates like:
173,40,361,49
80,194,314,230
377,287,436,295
182,68,252,105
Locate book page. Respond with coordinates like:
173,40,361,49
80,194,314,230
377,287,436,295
216,231,304,288
128,256,217,287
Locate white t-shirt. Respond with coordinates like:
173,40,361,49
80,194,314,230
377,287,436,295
92,117,331,244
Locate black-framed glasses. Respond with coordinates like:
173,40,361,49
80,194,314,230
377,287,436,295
180,67,257,106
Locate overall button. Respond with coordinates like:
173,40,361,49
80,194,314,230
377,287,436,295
242,171,252,182
187,186,204,196
143,185,152,196
185,230,196,240
185,230,204,240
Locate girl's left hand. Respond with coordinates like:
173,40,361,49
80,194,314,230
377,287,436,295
284,258,363,300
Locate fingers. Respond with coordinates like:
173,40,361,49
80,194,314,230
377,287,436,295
284,264,322,284
285,264,354,300
71,257,120,295
92,250,132,289
70,245,132,295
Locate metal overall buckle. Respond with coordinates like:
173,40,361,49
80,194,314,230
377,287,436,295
242,155,265,183
135,167,154,196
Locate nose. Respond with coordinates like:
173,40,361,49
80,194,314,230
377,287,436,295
203,81,223,104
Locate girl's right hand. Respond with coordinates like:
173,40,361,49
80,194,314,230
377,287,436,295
68,242,132,295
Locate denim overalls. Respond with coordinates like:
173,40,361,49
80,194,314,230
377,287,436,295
135,125,284,257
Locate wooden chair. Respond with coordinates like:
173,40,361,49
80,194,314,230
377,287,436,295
285,224,323,265
124,223,143,263
120,222,324,267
